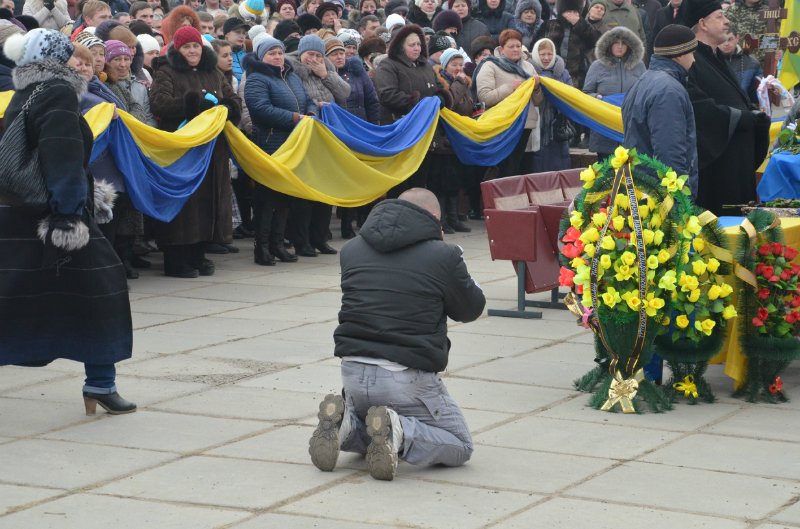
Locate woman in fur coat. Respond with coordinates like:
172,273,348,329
582,25,645,161
149,26,241,278
0,29,136,415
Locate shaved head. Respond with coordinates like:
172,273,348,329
398,187,441,220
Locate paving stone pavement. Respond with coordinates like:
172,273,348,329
1,223,800,529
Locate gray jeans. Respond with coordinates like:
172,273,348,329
340,362,473,467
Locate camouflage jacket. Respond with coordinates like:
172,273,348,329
726,1,768,62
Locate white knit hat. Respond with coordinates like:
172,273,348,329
136,33,160,54
3,28,74,67
385,13,405,31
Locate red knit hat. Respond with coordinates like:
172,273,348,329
173,26,202,49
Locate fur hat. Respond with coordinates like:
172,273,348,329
104,39,132,61
296,12,323,32
255,34,284,59
428,33,452,55
274,19,302,41
439,47,463,68
4,28,73,66
685,0,722,28
239,0,267,20
137,33,160,54
358,34,386,58
324,36,346,54
385,12,405,31
173,25,203,49
316,1,340,20
432,9,462,32
514,0,541,19
298,34,326,55
0,20,22,47
388,23,427,60
276,0,297,12
653,23,697,57
469,34,496,59
555,0,582,15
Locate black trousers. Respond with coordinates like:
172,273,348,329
252,185,289,248
288,198,332,249
498,129,532,178
232,171,254,230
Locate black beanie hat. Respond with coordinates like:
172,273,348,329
274,19,301,41
653,24,698,57
685,0,722,28
296,13,323,33
469,34,496,59
432,9,462,32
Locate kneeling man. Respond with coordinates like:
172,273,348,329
309,188,486,481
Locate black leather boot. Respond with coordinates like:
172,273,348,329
448,196,471,233
254,243,275,266
83,391,137,415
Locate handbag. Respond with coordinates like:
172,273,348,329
0,83,49,206
553,113,576,143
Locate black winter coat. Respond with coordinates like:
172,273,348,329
455,15,491,51
244,53,317,154
406,3,441,27
476,0,514,39
334,199,486,372
338,56,381,123
536,15,600,89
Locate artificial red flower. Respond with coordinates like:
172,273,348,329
562,244,581,259
791,296,800,308
758,307,770,320
785,246,799,261
756,262,765,274
759,244,773,256
772,242,784,256
559,267,575,287
785,311,800,324
575,239,585,253
576,284,583,294
781,269,793,281
752,317,765,327
761,265,775,279
792,264,800,276
769,275,780,283
562,227,581,243
757,288,771,300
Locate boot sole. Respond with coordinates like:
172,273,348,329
365,406,397,481
309,394,345,472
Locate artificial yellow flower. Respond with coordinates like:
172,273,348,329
684,216,701,238
611,146,630,169
657,249,671,264
647,255,659,269
615,193,630,210
719,284,733,298
571,257,586,269
662,316,671,326
678,272,699,292
582,290,593,309
579,227,600,244
660,170,684,193
580,165,597,189
585,243,596,257
639,205,650,219
659,270,677,291
653,230,664,246
675,314,690,329
600,254,612,270
570,210,584,230
692,260,707,276
722,305,738,320
642,229,654,245
611,215,625,232
574,264,591,286
645,293,665,317
650,213,662,229
614,263,635,282
592,211,608,228
601,287,622,309
707,258,720,273
693,237,705,252
620,251,636,267
695,318,716,336
687,288,701,303
627,215,635,229
601,235,615,251
621,291,641,311
708,284,722,300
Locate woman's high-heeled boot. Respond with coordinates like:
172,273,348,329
83,391,137,415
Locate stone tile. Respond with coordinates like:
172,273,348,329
493,498,748,529
0,484,64,515
130,296,254,317
641,434,800,480
772,499,800,525
445,333,552,360
442,378,574,414
143,316,296,339
132,331,234,355
42,411,267,453
4,376,208,407
232,513,403,529
207,424,313,464
280,477,540,529
522,341,599,364
0,399,92,438
758,525,800,529
231,272,342,289
401,445,614,494
704,407,800,442
236,364,342,394
172,283,309,303
0,368,69,394
461,409,515,432
569,461,800,519
274,290,343,308
151,386,320,422
118,355,279,385
127,277,216,295
188,336,329,364
0,494,248,529
538,394,743,432
213,303,338,323
131,312,189,329
95,456,353,509
0,439,174,489
267,322,340,346
475,416,679,459
455,356,592,391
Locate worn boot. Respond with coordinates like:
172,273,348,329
438,196,454,234
447,195,471,232
254,206,275,266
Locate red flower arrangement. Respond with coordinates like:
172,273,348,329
751,242,800,337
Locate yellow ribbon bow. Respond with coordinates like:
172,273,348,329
601,369,645,413
673,375,698,399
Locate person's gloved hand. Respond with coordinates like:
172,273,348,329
184,92,216,121
755,111,771,129
43,0,55,10
219,97,241,125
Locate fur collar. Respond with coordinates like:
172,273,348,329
388,24,428,62
594,26,644,69
165,44,219,72
285,55,337,82
13,60,87,98
433,64,471,91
